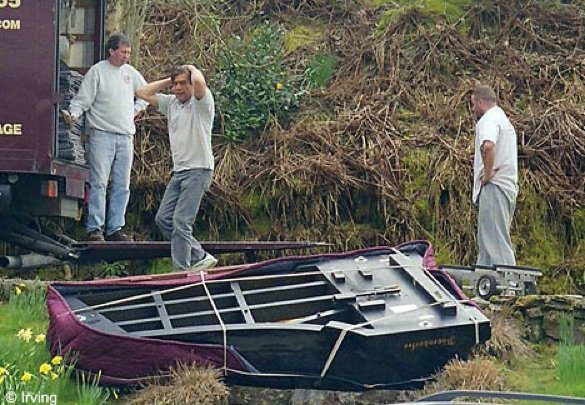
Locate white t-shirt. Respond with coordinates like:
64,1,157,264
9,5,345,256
473,106,518,203
156,89,215,172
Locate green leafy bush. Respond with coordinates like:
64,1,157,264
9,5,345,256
213,23,305,141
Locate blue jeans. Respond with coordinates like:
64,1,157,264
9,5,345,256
86,129,133,235
155,169,213,270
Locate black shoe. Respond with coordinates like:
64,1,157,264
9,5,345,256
105,230,133,242
88,229,105,242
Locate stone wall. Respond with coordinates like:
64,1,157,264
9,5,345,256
491,295,585,344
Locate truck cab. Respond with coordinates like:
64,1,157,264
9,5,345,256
0,0,105,220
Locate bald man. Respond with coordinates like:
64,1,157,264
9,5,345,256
471,86,518,266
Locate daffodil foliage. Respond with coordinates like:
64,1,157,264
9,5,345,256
0,287,110,404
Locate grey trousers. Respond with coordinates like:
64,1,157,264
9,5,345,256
155,169,213,270
476,182,516,266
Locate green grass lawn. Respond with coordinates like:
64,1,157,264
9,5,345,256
505,344,585,399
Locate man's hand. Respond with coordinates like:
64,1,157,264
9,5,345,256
135,78,172,108
183,65,207,99
480,140,496,186
60,110,76,127
480,169,498,186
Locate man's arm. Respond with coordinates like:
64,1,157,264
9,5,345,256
480,140,496,185
69,67,99,121
134,72,149,115
135,78,172,108
185,65,207,100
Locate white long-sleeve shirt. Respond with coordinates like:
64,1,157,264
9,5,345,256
69,60,148,135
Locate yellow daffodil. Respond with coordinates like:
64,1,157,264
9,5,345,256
50,356,63,366
50,372,58,381
275,83,284,90
15,286,22,295
35,334,46,344
39,363,52,375
18,283,26,288
21,371,32,382
0,366,7,376
16,328,32,342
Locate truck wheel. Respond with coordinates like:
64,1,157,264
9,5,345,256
477,275,498,299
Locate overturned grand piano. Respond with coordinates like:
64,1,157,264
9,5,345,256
46,241,490,390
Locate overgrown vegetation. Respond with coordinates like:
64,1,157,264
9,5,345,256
113,0,584,294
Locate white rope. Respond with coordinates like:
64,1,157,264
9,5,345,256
70,297,483,389
470,315,480,344
199,271,228,372
70,261,420,314
319,300,464,378
320,329,348,378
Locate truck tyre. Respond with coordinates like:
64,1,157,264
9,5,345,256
477,274,498,299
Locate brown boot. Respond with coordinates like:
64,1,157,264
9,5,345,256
88,229,105,242
105,230,133,242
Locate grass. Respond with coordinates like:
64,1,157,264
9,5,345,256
502,315,585,398
505,344,585,398
147,258,173,275
126,363,228,405
0,287,111,405
414,344,585,403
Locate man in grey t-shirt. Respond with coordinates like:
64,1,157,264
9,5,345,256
471,85,518,266
136,65,217,271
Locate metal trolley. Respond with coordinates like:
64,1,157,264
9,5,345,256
439,264,542,300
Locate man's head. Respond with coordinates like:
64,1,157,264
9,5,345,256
106,34,132,66
171,66,193,103
471,86,497,119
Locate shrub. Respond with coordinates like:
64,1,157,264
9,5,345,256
213,22,305,141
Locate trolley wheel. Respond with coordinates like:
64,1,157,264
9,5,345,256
477,274,498,299
524,281,538,295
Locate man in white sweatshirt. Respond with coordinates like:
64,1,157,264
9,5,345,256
136,65,217,271
68,34,148,241
471,85,518,266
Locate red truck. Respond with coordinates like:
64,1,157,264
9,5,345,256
0,0,106,263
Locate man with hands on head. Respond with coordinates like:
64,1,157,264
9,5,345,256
471,85,518,267
136,65,217,271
